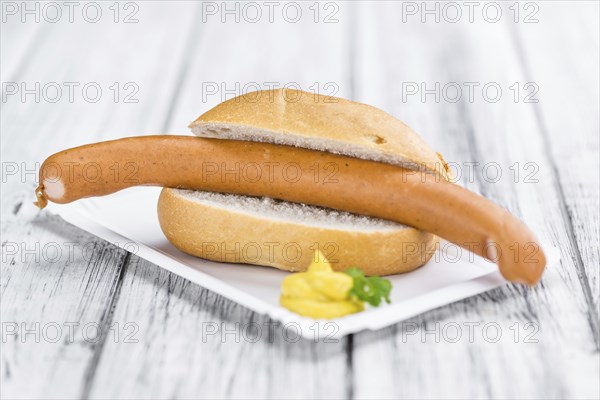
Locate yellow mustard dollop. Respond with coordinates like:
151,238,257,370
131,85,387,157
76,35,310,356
279,251,364,319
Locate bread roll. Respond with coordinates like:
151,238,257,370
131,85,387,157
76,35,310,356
158,188,439,275
157,89,447,274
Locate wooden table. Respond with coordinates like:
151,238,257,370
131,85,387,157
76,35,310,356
2,1,598,398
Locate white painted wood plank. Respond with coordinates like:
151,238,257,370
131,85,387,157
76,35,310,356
1,2,197,162
0,19,43,82
350,1,599,398
1,3,198,398
1,197,128,399
513,0,599,322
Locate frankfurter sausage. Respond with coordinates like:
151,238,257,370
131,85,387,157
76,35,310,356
36,135,546,284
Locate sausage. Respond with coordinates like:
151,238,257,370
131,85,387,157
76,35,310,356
36,135,546,285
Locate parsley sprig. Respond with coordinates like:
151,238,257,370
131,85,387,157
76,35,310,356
345,267,392,307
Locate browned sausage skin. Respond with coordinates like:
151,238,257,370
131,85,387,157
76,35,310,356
36,135,546,285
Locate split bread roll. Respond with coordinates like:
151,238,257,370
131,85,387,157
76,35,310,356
159,88,448,274
158,189,439,275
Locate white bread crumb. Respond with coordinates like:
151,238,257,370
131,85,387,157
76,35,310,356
175,189,405,232
191,123,417,169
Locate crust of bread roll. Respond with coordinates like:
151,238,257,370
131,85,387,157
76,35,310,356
190,89,449,178
158,188,439,275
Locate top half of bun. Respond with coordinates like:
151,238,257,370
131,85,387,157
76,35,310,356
189,89,449,178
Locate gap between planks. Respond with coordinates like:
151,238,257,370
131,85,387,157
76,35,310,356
508,22,600,350
77,4,207,393
80,252,132,398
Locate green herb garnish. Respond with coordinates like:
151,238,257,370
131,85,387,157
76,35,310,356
345,267,392,307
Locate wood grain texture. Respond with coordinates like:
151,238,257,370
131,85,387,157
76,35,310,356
350,1,599,399
512,1,600,344
1,3,199,398
1,1,598,399
1,201,128,399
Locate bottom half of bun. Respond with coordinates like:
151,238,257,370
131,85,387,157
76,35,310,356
157,188,438,275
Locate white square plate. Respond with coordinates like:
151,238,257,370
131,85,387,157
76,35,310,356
47,187,559,339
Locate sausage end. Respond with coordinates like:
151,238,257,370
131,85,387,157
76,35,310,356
34,185,48,209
